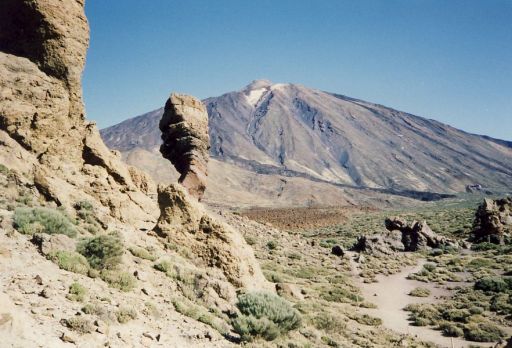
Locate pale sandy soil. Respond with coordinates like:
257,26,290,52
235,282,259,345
348,253,495,348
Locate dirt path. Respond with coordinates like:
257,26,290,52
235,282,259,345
347,253,490,348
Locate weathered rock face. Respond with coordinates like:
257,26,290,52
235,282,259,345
0,0,88,119
31,233,76,256
0,0,158,228
159,94,209,200
154,184,269,290
353,217,458,255
472,197,512,244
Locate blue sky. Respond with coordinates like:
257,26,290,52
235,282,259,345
83,0,512,140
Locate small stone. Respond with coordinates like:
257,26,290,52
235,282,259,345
34,275,43,285
331,245,344,256
141,288,149,296
60,332,76,344
95,319,108,334
142,332,154,340
39,286,52,298
204,331,213,341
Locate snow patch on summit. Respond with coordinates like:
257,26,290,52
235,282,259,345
245,88,267,107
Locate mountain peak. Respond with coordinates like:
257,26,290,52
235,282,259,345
244,79,273,91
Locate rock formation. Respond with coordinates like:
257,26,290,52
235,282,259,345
160,94,209,200
154,183,269,290
156,94,269,289
472,197,512,244
353,217,458,255
0,1,270,346
0,0,157,228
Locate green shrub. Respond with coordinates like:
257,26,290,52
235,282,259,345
442,308,470,323
67,282,87,302
154,260,175,277
244,235,256,245
100,270,136,292
463,322,505,342
128,246,157,261
468,258,494,269
232,292,301,341
469,306,484,315
232,315,280,342
320,287,359,303
63,316,94,334
471,242,499,251
172,298,228,334
409,287,431,297
438,322,464,337
47,250,90,275
474,277,510,293
319,239,337,248
321,336,340,347
77,233,123,270
81,303,106,316
266,240,278,250
490,293,512,315
405,303,442,326
430,249,444,257
423,263,436,272
288,252,302,260
0,164,9,175
263,270,283,283
311,314,346,333
348,313,382,326
13,207,76,237
116,307,137,323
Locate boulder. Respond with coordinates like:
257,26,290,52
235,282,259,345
472,197,512,244
31,233,76,256
353,217,458,255
331,245,344,257
352,234,396,256
275,283,304,300
159,94,210,200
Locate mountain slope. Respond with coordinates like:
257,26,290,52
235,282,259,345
101,80,512,197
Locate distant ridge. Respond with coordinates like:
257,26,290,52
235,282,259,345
101,80,512,204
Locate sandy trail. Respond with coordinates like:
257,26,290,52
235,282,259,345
347,253,493,348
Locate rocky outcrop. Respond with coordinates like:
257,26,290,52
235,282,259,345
153,184,269,290
0,0,157,228
0,0,88,120
353,217,458,255
31,233,75,256
472,197,512,244
160,94,209,200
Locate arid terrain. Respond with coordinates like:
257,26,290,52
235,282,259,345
1,1,511,348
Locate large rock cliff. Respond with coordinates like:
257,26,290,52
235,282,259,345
0,0,157,229
0,0,267,294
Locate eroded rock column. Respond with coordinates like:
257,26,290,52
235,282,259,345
159,94,209,200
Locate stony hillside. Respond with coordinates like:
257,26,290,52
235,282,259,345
102,80,512,202
0,1,267,346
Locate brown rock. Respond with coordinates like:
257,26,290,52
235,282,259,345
331,245,344,256
153,183,269,290
34,275,43,285
472,197,512,244
0,0,158,229
354,217,458,255
159,94,209,200
60,332,76,344
31,233,76,256
276,283,304,300
39,286,53,299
